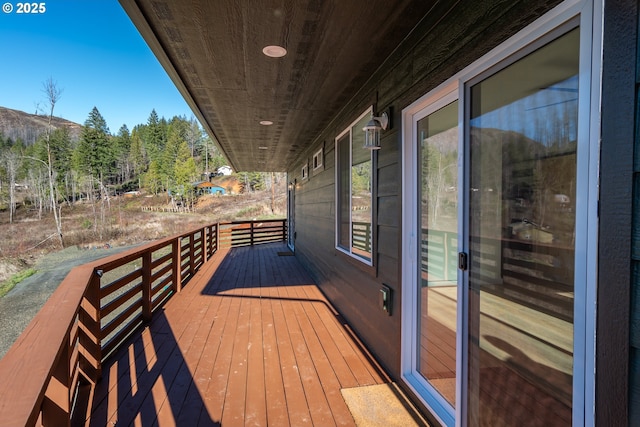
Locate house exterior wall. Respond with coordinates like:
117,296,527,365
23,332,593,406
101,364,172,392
627,0,640,425
289,0,636,424
289,0,562,377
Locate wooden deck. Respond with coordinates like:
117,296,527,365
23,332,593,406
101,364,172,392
84,243,388,426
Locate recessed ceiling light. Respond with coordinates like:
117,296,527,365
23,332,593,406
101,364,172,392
258,146,269,150
259,120,274,126
262,45,287,58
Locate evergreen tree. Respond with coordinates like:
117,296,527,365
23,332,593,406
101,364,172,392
50,128,72,187
113,124,132,183
143,109,166,164
174,140,197,204
238,172,265,192
161,123,184,186
115,125,131,158
75,107,113,180
144,159,163,195
129,128,146,178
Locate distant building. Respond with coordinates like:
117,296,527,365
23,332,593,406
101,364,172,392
215,165,232,176
193,181,226,195
123,191,141,198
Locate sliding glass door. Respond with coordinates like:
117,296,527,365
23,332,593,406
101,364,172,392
466,26,579,427
417,100,459,408
402,86,460,426
401,3,596,425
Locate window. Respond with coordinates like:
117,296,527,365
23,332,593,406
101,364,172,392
301,163,308,181
336,108,373,263
313,147,324,171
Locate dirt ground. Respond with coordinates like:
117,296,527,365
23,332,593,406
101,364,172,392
0,260,20,283
0,188,286,271
0,186,287,358
0,244,143,358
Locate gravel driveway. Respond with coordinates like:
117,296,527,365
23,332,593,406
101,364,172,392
0,244,141,359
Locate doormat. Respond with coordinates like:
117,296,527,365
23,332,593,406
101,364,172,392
277,251,295,256
341,383,430,427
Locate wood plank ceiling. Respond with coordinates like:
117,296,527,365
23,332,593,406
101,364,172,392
119,0,436,171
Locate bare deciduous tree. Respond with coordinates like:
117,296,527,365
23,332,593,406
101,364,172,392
1,150,20,223
42,78,65,248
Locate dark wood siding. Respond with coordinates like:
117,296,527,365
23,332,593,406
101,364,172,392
288,0,564,378
606,0,640,425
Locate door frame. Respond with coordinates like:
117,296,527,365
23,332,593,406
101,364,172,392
401,81,460,427
287,178,296,251
400,0,601,425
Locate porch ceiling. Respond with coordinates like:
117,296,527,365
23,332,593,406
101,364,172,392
119,0,436,172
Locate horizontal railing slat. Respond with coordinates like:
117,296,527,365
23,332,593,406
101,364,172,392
101,313,144,359
151,252,173,269
152,276,172,297
101,286,142,318
100,269,142,299
101,299,143,339
151,263,173,284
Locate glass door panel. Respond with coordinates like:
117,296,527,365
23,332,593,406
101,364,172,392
417,100,459,407
467,28,579,426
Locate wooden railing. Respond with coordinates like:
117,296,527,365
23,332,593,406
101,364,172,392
421,228,574,321
219,219,287,248
421,229,458,283
352,221,372,254
0,219,286,427
472,236,574,322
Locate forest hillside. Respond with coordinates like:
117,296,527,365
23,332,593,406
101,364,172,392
0,106,82,145
0,106,287,283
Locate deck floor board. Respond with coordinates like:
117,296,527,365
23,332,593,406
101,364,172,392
88,243,386,426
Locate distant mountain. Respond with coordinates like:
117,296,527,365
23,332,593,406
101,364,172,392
0,106,82,145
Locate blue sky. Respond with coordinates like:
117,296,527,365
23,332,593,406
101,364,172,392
0,0,196,132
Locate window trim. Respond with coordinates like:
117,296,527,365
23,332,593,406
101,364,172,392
335,106,375,266
312,147,324,172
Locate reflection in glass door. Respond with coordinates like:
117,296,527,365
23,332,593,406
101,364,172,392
466,27,579,426
417,100,459,408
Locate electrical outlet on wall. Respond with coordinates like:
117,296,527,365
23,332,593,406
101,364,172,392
380,284,392,315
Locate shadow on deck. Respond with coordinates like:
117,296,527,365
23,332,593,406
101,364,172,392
85,243,390,426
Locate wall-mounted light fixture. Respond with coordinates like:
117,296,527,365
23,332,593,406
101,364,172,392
362,110,389,150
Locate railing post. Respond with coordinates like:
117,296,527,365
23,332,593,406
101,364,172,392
444,231,449,281
42,334,71,426
215,223,220,252
203,226,208,263
79,271,102,383
172,238,182,293
282,219,287,242
189,232,195,276
142,251,152,322
250,221,255,246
